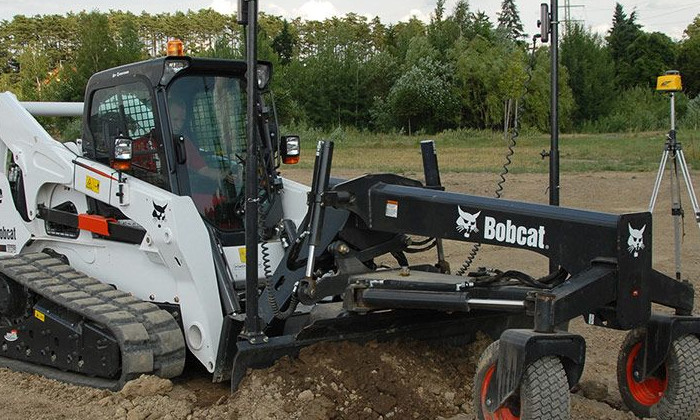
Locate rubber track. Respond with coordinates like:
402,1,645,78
0,253,185,389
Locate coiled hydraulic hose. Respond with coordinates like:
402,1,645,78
261,240,299,319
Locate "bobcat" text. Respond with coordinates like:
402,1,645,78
483,216,546,249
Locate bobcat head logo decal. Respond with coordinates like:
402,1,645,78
456,207,481,238
152,202,167,222
627,223,646,258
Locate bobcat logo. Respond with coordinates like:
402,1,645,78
627,223,646,258
152,202,167,221
456,207,481,238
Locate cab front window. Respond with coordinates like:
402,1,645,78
167,75,247,230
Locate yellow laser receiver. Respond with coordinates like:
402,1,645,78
657,71,682,92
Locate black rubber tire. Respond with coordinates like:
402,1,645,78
617,329,700,420
474,340,570,419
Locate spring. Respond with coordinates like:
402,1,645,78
262,236,300,319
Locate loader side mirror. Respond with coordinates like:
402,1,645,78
237,0,249,25
257,63,272,90
112,134,132,171
281,135,300,165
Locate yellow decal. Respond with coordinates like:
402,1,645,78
238,248,246,263
34,309,45,322
86,175,100,194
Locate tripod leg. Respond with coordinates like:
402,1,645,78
670,152,684,280
649,149,670,212
676,149,700,228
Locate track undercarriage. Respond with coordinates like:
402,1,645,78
0,253,185,389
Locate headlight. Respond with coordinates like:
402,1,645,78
112,135,133,171
281,135,300,164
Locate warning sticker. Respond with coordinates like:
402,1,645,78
238,247,246,263
86,175,100,194
385,200,399,218
34,309,45,322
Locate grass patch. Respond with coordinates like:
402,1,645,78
286,127,700,173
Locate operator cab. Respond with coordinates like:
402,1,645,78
80,56,282,242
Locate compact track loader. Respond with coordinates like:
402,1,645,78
0,2,699,418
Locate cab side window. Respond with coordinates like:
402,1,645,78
89,82,169,189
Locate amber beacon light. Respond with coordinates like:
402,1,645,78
167,39,185,56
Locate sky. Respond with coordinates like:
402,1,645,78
0,1,697,41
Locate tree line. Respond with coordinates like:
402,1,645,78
1,1,699,135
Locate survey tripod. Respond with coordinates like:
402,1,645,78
649,71,700,280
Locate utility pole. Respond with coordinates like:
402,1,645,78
560,0,584,34
550,0,559,209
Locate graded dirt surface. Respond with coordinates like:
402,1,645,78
1,170,699,419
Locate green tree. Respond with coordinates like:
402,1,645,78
678,16,700,97
403,36,440,70
621,32,676,88
381,57,459,133
115,17,146,64
471,11,495,40
282,14,379,128
450,36,528,129
63,12,118,101
497,0,524,41
16,46,52,100
561,23,616,126
386,17,426,63
272,20,296,64
686,15,700,39
606,3,642,89
427,0,460,54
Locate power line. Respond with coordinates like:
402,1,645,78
640,5,699,22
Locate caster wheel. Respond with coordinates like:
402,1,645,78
617,328,700,420
474,340,570,419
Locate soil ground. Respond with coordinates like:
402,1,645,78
1,170,699,419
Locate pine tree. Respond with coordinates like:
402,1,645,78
272,20,295,65
606,3,643,88
606,3,641,63
561,23,615,125
497,0,524,41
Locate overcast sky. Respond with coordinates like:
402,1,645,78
0,1,697,40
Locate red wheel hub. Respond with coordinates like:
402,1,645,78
481,364,519,420
626,342,668,406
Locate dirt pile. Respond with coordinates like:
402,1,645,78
0,331,636,419
228,336,491,420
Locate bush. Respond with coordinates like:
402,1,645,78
581,86,688,133
681,96,700,130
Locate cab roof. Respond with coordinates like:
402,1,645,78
85,56,248,93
